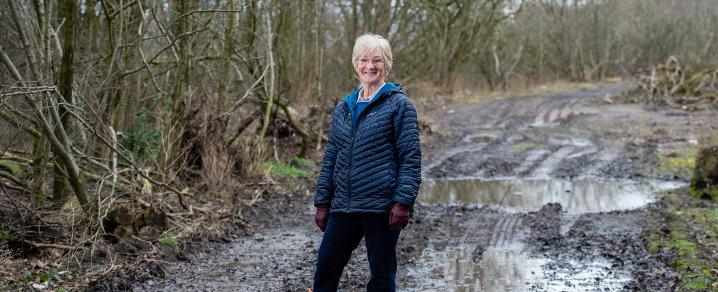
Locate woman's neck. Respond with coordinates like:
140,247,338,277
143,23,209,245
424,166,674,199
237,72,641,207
361,81,385,100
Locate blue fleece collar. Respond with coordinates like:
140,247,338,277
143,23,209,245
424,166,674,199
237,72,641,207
343,82,403,113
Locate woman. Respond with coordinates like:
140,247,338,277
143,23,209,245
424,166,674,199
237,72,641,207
313,33,422,291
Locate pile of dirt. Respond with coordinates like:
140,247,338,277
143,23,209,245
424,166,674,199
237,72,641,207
525,203,678,291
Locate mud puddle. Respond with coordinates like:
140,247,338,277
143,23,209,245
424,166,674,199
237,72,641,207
408,241,544,291
418,177,683,213
409,242,634,291
406,175,683,291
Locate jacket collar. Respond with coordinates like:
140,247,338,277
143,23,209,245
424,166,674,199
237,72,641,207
342,82,403,113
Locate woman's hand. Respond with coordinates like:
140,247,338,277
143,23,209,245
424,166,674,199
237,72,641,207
388,203,410,230
315,205,330,232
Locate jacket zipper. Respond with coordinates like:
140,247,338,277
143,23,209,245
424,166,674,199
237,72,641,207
345,90,392,210
347,109,354,210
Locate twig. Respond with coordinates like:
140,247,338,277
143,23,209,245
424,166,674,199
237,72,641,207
0,180,26,220
220,66,269,117
50,87,190,209
24,240,87,250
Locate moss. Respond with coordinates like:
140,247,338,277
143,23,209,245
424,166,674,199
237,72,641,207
159,235,180,254
689,186,718,200
0,160,23,177
658,149,697,178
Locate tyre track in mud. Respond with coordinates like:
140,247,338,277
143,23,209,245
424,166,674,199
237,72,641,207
135,83,701,291
410,83,682,291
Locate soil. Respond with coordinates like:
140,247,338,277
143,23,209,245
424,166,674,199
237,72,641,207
132,82,718,291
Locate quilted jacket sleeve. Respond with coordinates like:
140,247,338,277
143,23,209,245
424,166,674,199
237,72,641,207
314,107,340,207
392,96,422,207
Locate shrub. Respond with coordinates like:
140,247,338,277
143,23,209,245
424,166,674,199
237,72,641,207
159,235,180,254
117,111,161,166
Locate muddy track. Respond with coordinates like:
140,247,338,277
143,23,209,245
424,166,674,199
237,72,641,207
134,83,714,291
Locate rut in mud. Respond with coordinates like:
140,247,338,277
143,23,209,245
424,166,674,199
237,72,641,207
134,83,712,291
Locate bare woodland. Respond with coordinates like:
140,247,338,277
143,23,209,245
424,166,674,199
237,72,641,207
0,0,717,288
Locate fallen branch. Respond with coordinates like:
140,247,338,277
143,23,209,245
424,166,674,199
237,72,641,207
24,240,88,251
633,56,718,110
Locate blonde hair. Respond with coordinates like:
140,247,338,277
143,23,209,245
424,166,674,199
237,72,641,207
352,33,393,78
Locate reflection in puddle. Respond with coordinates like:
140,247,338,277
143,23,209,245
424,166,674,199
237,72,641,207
462,132,499,144
412,243,544,291
418,178,683,213
409,177,681,290
476,246,544,291
409,242,632,291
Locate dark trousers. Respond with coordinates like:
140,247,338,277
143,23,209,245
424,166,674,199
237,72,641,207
313,212,401,292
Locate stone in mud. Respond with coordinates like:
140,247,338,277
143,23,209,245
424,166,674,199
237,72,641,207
104,203,168,238
114,225,133,238
106,204,136,227
690,145,718,200
138,225,161,238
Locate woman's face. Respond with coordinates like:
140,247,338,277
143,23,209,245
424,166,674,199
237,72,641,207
356,47,385,85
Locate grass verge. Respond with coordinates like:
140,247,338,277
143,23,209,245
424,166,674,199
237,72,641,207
646,190,718,291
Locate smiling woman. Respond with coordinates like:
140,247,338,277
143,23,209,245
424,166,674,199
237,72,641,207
312,33,421,291
352,34,393,99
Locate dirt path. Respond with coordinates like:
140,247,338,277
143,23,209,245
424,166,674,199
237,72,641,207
134,83,716,291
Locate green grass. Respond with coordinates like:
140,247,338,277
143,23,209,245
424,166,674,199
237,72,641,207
665,239,696,255
0,230,16,240
262,161,307,178
682,276,710,289
159,235,180,254
689,186,718,200
707,208,718,221
647,192,718,290
658,149,697,178
290,157,316,169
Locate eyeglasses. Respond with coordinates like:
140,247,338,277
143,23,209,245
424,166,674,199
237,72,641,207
359,58,384,67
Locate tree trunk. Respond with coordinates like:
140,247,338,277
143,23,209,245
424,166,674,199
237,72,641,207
53,0,76,204
690,145,718,200
217,0,238,109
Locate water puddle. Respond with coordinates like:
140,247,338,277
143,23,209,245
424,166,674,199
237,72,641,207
408,241,631,291
462,132,499,144
418,177,683,213
409,177,681,291
408,243,544,291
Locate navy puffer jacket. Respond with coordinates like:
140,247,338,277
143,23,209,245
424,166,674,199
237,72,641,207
314,83,422,213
